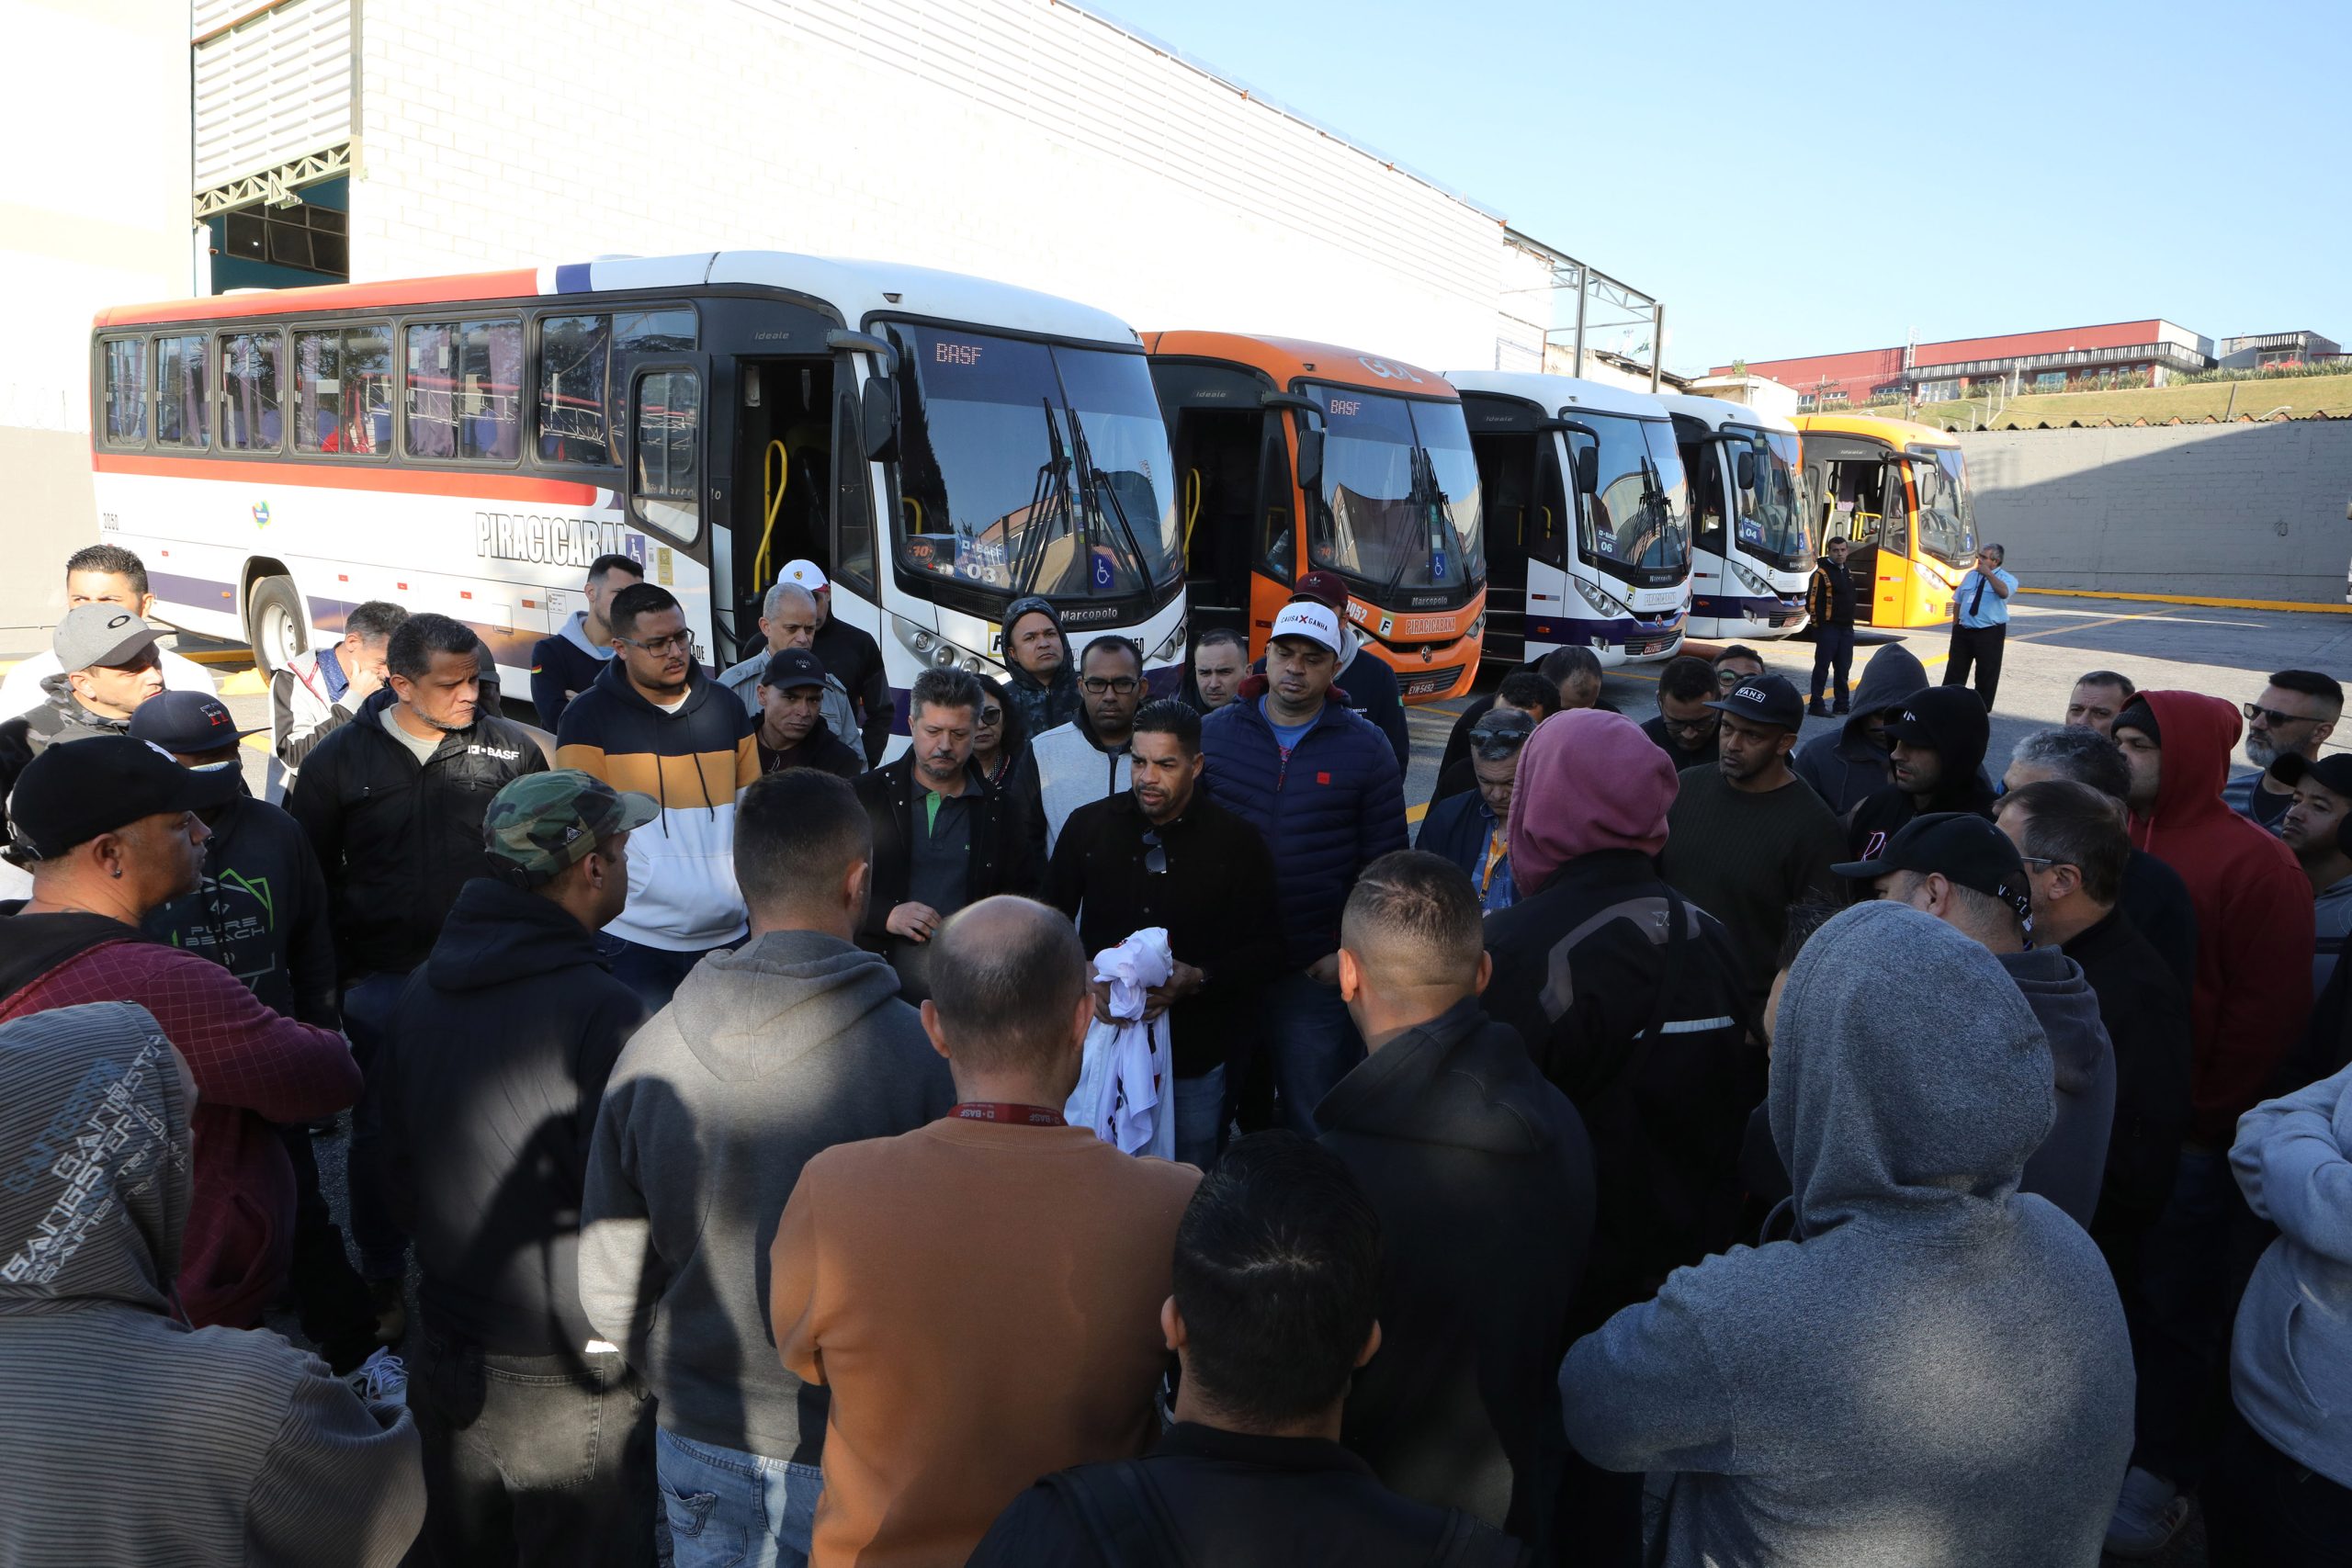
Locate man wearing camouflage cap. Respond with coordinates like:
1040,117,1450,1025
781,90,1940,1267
375,770,661,1565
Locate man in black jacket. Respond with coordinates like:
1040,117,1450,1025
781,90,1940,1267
787,559,892,766
854,667,1042,1000
287,611,548,1304
1805,536,1858,716
1318,852,1591,1558
967,1134,1532,1568
1045,700,1283,1168
1639,655,1721,773
131,691,380,1374
379,771,656,1567
1844,683,1995,859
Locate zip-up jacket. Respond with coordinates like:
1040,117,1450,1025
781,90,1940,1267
1019,710,1133,852
1804,558,1856,628
143,784,340,1026
2127,690,2315,1144
286,688,549,979
1199,679,1408,971
267,644,355,803
556,660,758,953
717,649,861,765
854,754,1044,972
527,610,616,732
1001,593,1080,740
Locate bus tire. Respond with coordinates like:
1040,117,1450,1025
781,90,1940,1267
246,575,309,675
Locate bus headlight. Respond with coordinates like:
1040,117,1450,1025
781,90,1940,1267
895,615,994,676
1148,615,1188,664
1577,579,1630,619
1729,562,1772,596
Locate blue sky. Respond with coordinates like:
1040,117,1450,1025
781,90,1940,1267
1093,0,2352,373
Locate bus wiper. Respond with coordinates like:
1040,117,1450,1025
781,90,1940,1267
1011,398,1075,600
1383,445,1452,600
1066,405,1153,595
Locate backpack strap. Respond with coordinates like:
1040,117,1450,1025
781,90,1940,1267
1430,1507,1532,1568
1043,1461,1189,1568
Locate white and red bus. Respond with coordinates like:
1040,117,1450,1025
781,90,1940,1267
89,252,1189,745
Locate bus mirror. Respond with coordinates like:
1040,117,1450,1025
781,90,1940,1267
1295,428,1325,494
1735,448,1756,491
1575,444,1600,496
861,377,899,462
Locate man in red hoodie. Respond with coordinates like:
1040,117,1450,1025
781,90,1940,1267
2105,690,2315,1555
0,738,361,1330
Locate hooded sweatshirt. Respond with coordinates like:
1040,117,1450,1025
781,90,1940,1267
2229,1061,2352,1488
528,609,617,731
380,875,647,1355
0,1002,424,1565
578,928,955,1461
555,657,759,952
1791,642,1926,814
1843,683,1996,859
1317,996,1595,1554
2123,691,2315,1144
1560,903,2134,1568
0,672,134,776
1999,945,2117,1229
1001,593,1080,739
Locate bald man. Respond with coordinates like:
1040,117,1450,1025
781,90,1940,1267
1317,850,1594,1556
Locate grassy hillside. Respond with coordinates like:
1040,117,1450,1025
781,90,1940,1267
1893,374,2352,431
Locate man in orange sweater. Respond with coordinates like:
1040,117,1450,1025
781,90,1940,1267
769,896,1200,1568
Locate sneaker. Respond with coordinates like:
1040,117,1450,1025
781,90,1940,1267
346,1346,407,1407
2104,1466,2189,1558
368,1276,407,1348
1807,701,1832,717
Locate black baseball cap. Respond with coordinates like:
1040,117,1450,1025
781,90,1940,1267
1831,811,2034,933
1883,685,1989,750
6,736,238,862
1706,673,1804,731
127,690,265,754
2269,752,2352,796
760,647,828,692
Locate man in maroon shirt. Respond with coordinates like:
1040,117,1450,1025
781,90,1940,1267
0,738,360,1328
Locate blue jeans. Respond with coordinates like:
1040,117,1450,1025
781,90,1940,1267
654,1427,820,1568
1263,971,1362,1137
337,969,413,1281
598,935,716,1012
1173,1066,1227,1169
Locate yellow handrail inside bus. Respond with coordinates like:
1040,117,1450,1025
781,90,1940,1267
903,496,923,530
753,439,787,592
1540,504,1553,540
1182,468,1203,555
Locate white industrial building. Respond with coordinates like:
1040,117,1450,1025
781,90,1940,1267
1,0,1661,635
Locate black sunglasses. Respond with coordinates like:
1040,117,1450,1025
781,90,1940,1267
1142,829,1167,875
1081,677,1141,695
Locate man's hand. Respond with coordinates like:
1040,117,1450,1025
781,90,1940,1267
1090,978,1117,1025
1306,953,1340,986
886,902,944,942
345,661,386,705
1141,961,1206,1020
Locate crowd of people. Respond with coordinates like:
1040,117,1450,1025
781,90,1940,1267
1,539,2347,1567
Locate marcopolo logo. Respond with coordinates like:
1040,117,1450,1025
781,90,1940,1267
475,512,650,569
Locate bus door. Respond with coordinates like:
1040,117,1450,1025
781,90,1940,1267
1460,396,1567,664
617,347,715,657
724,353,840,660
1151,361,1293,646
1806,440,1907,626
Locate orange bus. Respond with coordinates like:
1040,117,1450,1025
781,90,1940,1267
1144,333,1486,701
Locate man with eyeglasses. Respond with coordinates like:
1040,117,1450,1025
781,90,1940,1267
1022,636,1147,852
1044,700,1281,1168
1945,542,2018,709
554,583,758,1010
1416,707,1533,913
2222,669,2343,830
1641,656,1722,772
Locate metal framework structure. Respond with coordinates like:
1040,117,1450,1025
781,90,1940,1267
1500,229,1665,389
193,141,351,220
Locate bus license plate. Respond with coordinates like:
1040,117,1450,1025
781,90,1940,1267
1402,670,1459,697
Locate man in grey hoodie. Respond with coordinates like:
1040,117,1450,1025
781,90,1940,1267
579,768,955,1568
1560,901,2135,1567
1790,641,1926,815
1833,811,2117,1228
0,1001,424,1565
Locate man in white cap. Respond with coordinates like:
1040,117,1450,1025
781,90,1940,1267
783,559,891,766
1199,600,1408,1135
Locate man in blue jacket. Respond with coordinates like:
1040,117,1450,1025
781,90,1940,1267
1201,600,1408,1135
1416,708,1532,913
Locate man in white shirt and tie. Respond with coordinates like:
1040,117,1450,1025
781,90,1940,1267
1945,543,2018,711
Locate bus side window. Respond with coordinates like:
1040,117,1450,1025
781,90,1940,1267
631,368,702,543
832,388,877,594
1256,416,1294,584
101,338,147,447
219,330,285,453
1530,436,1570,570
154,333,208,449
537,314,615,466
406,320,522,462
1880,463,1911,557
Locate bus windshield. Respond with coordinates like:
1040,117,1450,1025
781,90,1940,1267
882,322,1181,600
1725,425,1811,570
1572,412,1689,584
1304,385,1485,599
1908,445,1974,567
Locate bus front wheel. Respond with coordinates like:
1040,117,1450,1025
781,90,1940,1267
246,576,308,676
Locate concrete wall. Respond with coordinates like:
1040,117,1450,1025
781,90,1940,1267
355,0,1505,370
0,0,193,644
1960,421,2352,604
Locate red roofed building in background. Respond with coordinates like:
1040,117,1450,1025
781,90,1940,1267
1720,320,2216,410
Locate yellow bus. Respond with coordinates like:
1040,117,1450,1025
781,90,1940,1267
1794,412,1978,628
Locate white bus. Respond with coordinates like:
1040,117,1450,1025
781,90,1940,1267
1658,394,1813,641
88,252,1189,749
1443,371,1691,667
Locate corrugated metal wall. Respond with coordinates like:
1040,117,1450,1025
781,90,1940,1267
193,0,351,191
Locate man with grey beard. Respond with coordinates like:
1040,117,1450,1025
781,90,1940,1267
2224,669,2342,830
